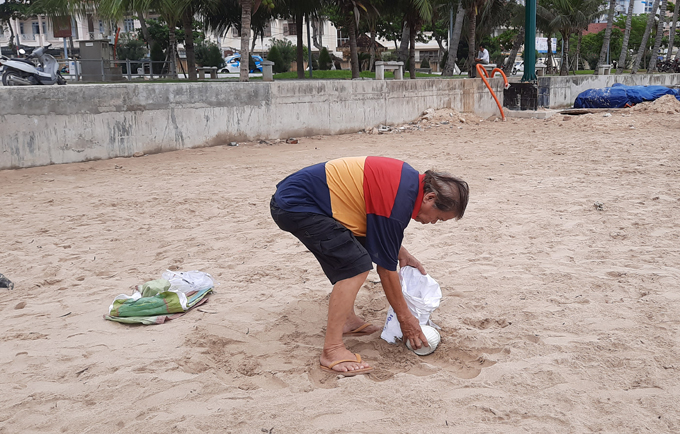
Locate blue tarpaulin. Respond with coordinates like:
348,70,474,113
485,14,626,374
574,83,680,109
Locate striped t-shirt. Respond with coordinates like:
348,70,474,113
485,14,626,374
274,156,424,270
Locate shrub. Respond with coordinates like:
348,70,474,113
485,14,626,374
267,45,287,73
420,58,430,69
150,41,165,74
318,47,332,70
269,38,295,71
116,36,146,74
195,40,225,68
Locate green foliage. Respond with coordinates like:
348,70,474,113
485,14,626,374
116,35,146,74
139,18,204,51
150,41,165,74
318,47,332,70
195,40,224,68
117,36,146,61
267,45,287,73
381,51,398,61
420,58,430,68
496,29,519,52
269,38,295,72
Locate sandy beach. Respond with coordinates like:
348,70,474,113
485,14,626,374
1,99,680,433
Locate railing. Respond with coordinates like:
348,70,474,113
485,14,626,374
59,58,176,82
20,34,36,41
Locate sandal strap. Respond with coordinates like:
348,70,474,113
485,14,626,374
327,353,361,369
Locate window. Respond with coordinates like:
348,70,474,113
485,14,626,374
284,20,296,36
264,22,272,37
336,29,348,47
32,22,39,35
123,18,135,33
232,27,240,37
99,20,105,35
20,22,24,35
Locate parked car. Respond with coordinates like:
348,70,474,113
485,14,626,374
220,54,263,73
511,60,523,75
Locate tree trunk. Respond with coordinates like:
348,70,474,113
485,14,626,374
7,19,16,49
239,0,252,82
348,13,360,79
296,13,304,78
137,13,153,47
666,0,680,61
632,0,660,74
648,0,668,72
560,31,569,76
311,18,323,50
504,26,524,74
408,20,417,79
182,8,197,81
398,23,409,62
369,24,376,71
467,6,476,77
595,0,617,74
442,2,464,76
168,26,178,78
574,32,582,73
616,0,635,73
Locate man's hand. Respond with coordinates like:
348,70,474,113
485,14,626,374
398,246,426,275
399,313,429,350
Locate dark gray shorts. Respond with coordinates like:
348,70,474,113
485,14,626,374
270,196,373,284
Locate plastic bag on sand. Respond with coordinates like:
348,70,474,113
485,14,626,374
162,270,215,294
381,266,442,344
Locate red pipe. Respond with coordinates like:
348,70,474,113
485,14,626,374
476,64,509,121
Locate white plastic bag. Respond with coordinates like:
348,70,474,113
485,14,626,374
161,270,215,294
381,266,442,344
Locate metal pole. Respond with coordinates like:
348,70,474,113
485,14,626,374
306,14,313,78
522,0,537,81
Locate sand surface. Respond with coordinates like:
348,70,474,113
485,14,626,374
1,102,680,433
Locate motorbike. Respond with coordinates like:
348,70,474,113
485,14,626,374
0,44,66,86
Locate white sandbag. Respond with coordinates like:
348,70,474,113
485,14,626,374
161,270,215,294
381,266,442,344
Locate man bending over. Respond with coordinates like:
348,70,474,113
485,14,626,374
270,156,469,375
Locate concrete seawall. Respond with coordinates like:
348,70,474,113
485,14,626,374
0,78,505,170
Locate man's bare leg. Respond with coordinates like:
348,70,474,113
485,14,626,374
320,271,372,372
343,307,381,335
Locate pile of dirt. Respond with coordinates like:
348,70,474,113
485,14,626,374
632,94,680,114
364,108,481,135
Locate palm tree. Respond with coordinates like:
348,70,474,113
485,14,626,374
402,0,433,79
442,1,464,76
335,0,376,79
277,0,325,78
539,0,602,75
631,0,660,73
647,0,668,72
666,0,679,61
595,0,616,73
616,0,635,73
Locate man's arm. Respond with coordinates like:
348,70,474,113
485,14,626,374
398,246,426,275
377,265,429,350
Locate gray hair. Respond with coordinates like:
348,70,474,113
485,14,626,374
423,170,469,219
